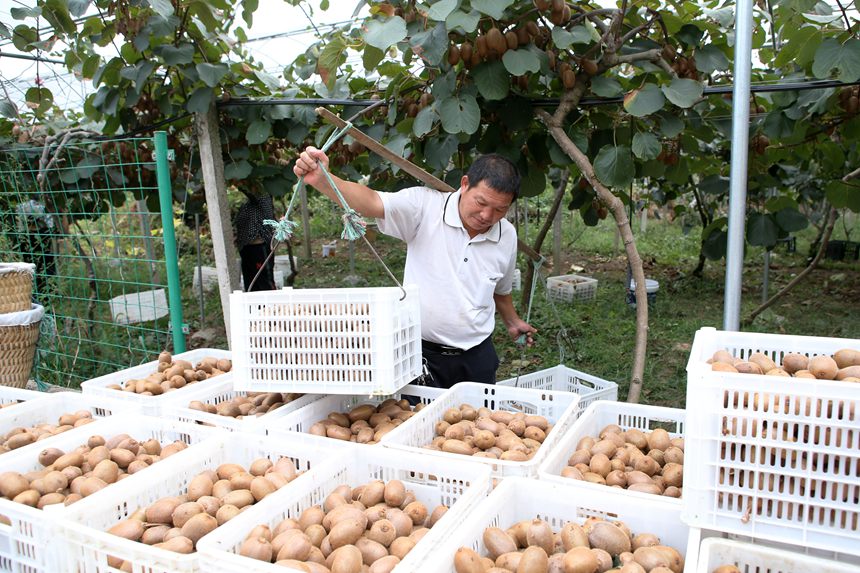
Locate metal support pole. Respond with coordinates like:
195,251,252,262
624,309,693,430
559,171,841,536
723,0,755,331
195,214,205,326
154,131,186,353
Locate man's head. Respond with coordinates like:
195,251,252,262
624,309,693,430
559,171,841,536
458,154,520,237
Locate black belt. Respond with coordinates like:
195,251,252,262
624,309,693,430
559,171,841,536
422,340,464,355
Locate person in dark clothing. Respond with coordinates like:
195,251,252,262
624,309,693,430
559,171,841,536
234,193,276,291
15,199,57,295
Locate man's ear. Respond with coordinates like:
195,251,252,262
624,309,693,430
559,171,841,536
460,175,470,190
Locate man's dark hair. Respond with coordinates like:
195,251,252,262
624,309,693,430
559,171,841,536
466,154,521,199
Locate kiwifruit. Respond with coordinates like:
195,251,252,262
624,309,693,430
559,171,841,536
476,35,489,60
447,44,460,66
581,58,599,75
562,69,577,89
505,31,519,50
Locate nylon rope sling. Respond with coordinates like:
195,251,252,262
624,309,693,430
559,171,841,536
248,122,404,298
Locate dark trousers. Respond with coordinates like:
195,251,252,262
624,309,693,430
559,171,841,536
420,336,499,389
15,231,56,295
240,242,276,291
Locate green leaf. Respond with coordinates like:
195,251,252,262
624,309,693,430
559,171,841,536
424,134,459,171
196,63,228,87
695,45,730,74
438,92,480,135
246,120,272,145
0,22,10,39
149,0,174,19
43,0,76,34
747,212,778,247
473,60,510,101
319,35,347,81
364,16,407,50
471,0,514,20
75,156,101,179
428,0,457,20
594,145,634,188
704,7,733,27
677,23,704,48
446,10,480,34
825,180,860,211
590,76,622,97
501,48,540,76
658,113,684,137
519,164,547,198
762,111,795,139
255,70,280,91
410,22,448,66
11,7,40,19
632,132,661,160
662,78,703,108
812,38,860,83
242,0,258,28
25,87,52,113
774,208,808,232
186,87,213,114
551,27,576,50
224,160,252,180
699,174,729,195
568,25,595,44
12,25,37,52
702,227,727,260
0,98,17,118
81,55,100,79
414,105,439,137
159,44,194,65
774,26,820,68
68,0,91,17
362,46,384,71
623,84,665,117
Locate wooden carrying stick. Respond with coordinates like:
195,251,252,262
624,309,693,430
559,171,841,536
315,107,547,267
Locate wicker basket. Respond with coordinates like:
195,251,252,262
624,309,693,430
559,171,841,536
0,303,43,388
0,263,35,314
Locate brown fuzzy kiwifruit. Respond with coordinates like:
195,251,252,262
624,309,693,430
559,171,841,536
809,355,839,380
447,44,460,67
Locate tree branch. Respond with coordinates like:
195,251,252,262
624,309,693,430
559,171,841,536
842,165,860,182
620,16,658,45
832,0,853,33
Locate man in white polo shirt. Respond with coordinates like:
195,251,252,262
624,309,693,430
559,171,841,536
294,147,536,388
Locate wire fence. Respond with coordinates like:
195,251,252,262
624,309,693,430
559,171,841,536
0,133,185,389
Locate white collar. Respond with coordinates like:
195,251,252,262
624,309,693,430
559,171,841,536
442,189,502,243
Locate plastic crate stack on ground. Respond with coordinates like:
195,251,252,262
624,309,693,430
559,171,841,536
682,327,860,571
0,414,215,572
497,364,618,419
80,348,234,417
229,286,423,396
545,273,598,304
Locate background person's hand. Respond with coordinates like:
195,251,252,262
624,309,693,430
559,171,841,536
293,146,330,191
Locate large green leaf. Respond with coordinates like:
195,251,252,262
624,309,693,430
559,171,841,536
12,25,37,51
25,87,52,113
774,26,820,68
812,38,860,82
594,145,634,188
196,63,228,87
825,180,860,212
410,22,447,66
364,16,407,50
502,48,540,76
362,46,384,71
319,35,347,83
438,92,480,135
246,119,271,145
0,22,10,39
699,174,729,195
428,0,457,20
186,87,213,114
446,10,480,34
774,208,808,232
623,84,665,117
76,156,101,179
149,0,174,20
519,164,547,198
10,7,40,19
590,76,622,97
225,160,252,180
158,44,194,65
568,25,596,44
762,111,795,139
0,98,17,118
551,27,576,50
662,78,703,108
658,113,684,137
471,0,514,20
702,227,728,260
747,213,778,247
413,106,438,137
473,60,510,101
695,45,729,74
632,132,661,160
43,0,76,34
424,134,459,172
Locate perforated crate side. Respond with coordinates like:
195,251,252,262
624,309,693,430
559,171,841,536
0,415,216,573
545,274,598,303
497,364,618,417
538,401,685,504
421,477,690,573
380,382,581,478
683,327,860,555
196,446,492,573
230,286,422,396
696,538,858,573
0,386,42,409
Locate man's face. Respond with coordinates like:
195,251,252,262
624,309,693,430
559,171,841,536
458,176,513,237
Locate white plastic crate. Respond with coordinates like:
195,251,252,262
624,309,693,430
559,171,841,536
229,286,422,396
546,273,598,303
512,268,521,291
696,537,857,573
108,288,169,324
683,327,860,555
497,364,618,418
80,348,232,417
196,443,492,573
263,383,443,441
380,382,581,478
0,386,43,409
0,414,215,573
425,476,690,573
539,401,685,504
161,377,322,432
57,432,347,573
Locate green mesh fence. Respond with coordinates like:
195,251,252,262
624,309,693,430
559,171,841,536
0,133,185,389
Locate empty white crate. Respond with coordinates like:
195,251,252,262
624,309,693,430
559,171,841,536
0,414,215,573
108,288,169,324
380,382,580,478
539,401,685,504
695,537,858,573
161,377,321,432
230,286,422,396
546,273,598,303
0,386,42,409
497,364,618,418
81,348,232,417
683,327,860,555
56,432,351,573
425,477,690,573
263,383,443,441
196,444,492,573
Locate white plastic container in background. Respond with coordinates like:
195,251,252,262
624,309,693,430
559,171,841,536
683,327,860,556
539,401,685,505
230,286,422,396
56,432,346,573
696,537,857,573
0,415,216,573
545,273,598,303
262,383,443,441
425,477,690,573
108,288,169,324
80,348,232,417
496,364,618,419
0,385,43,408
196,445,493,573
160,377,322,433
380,382,580,478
